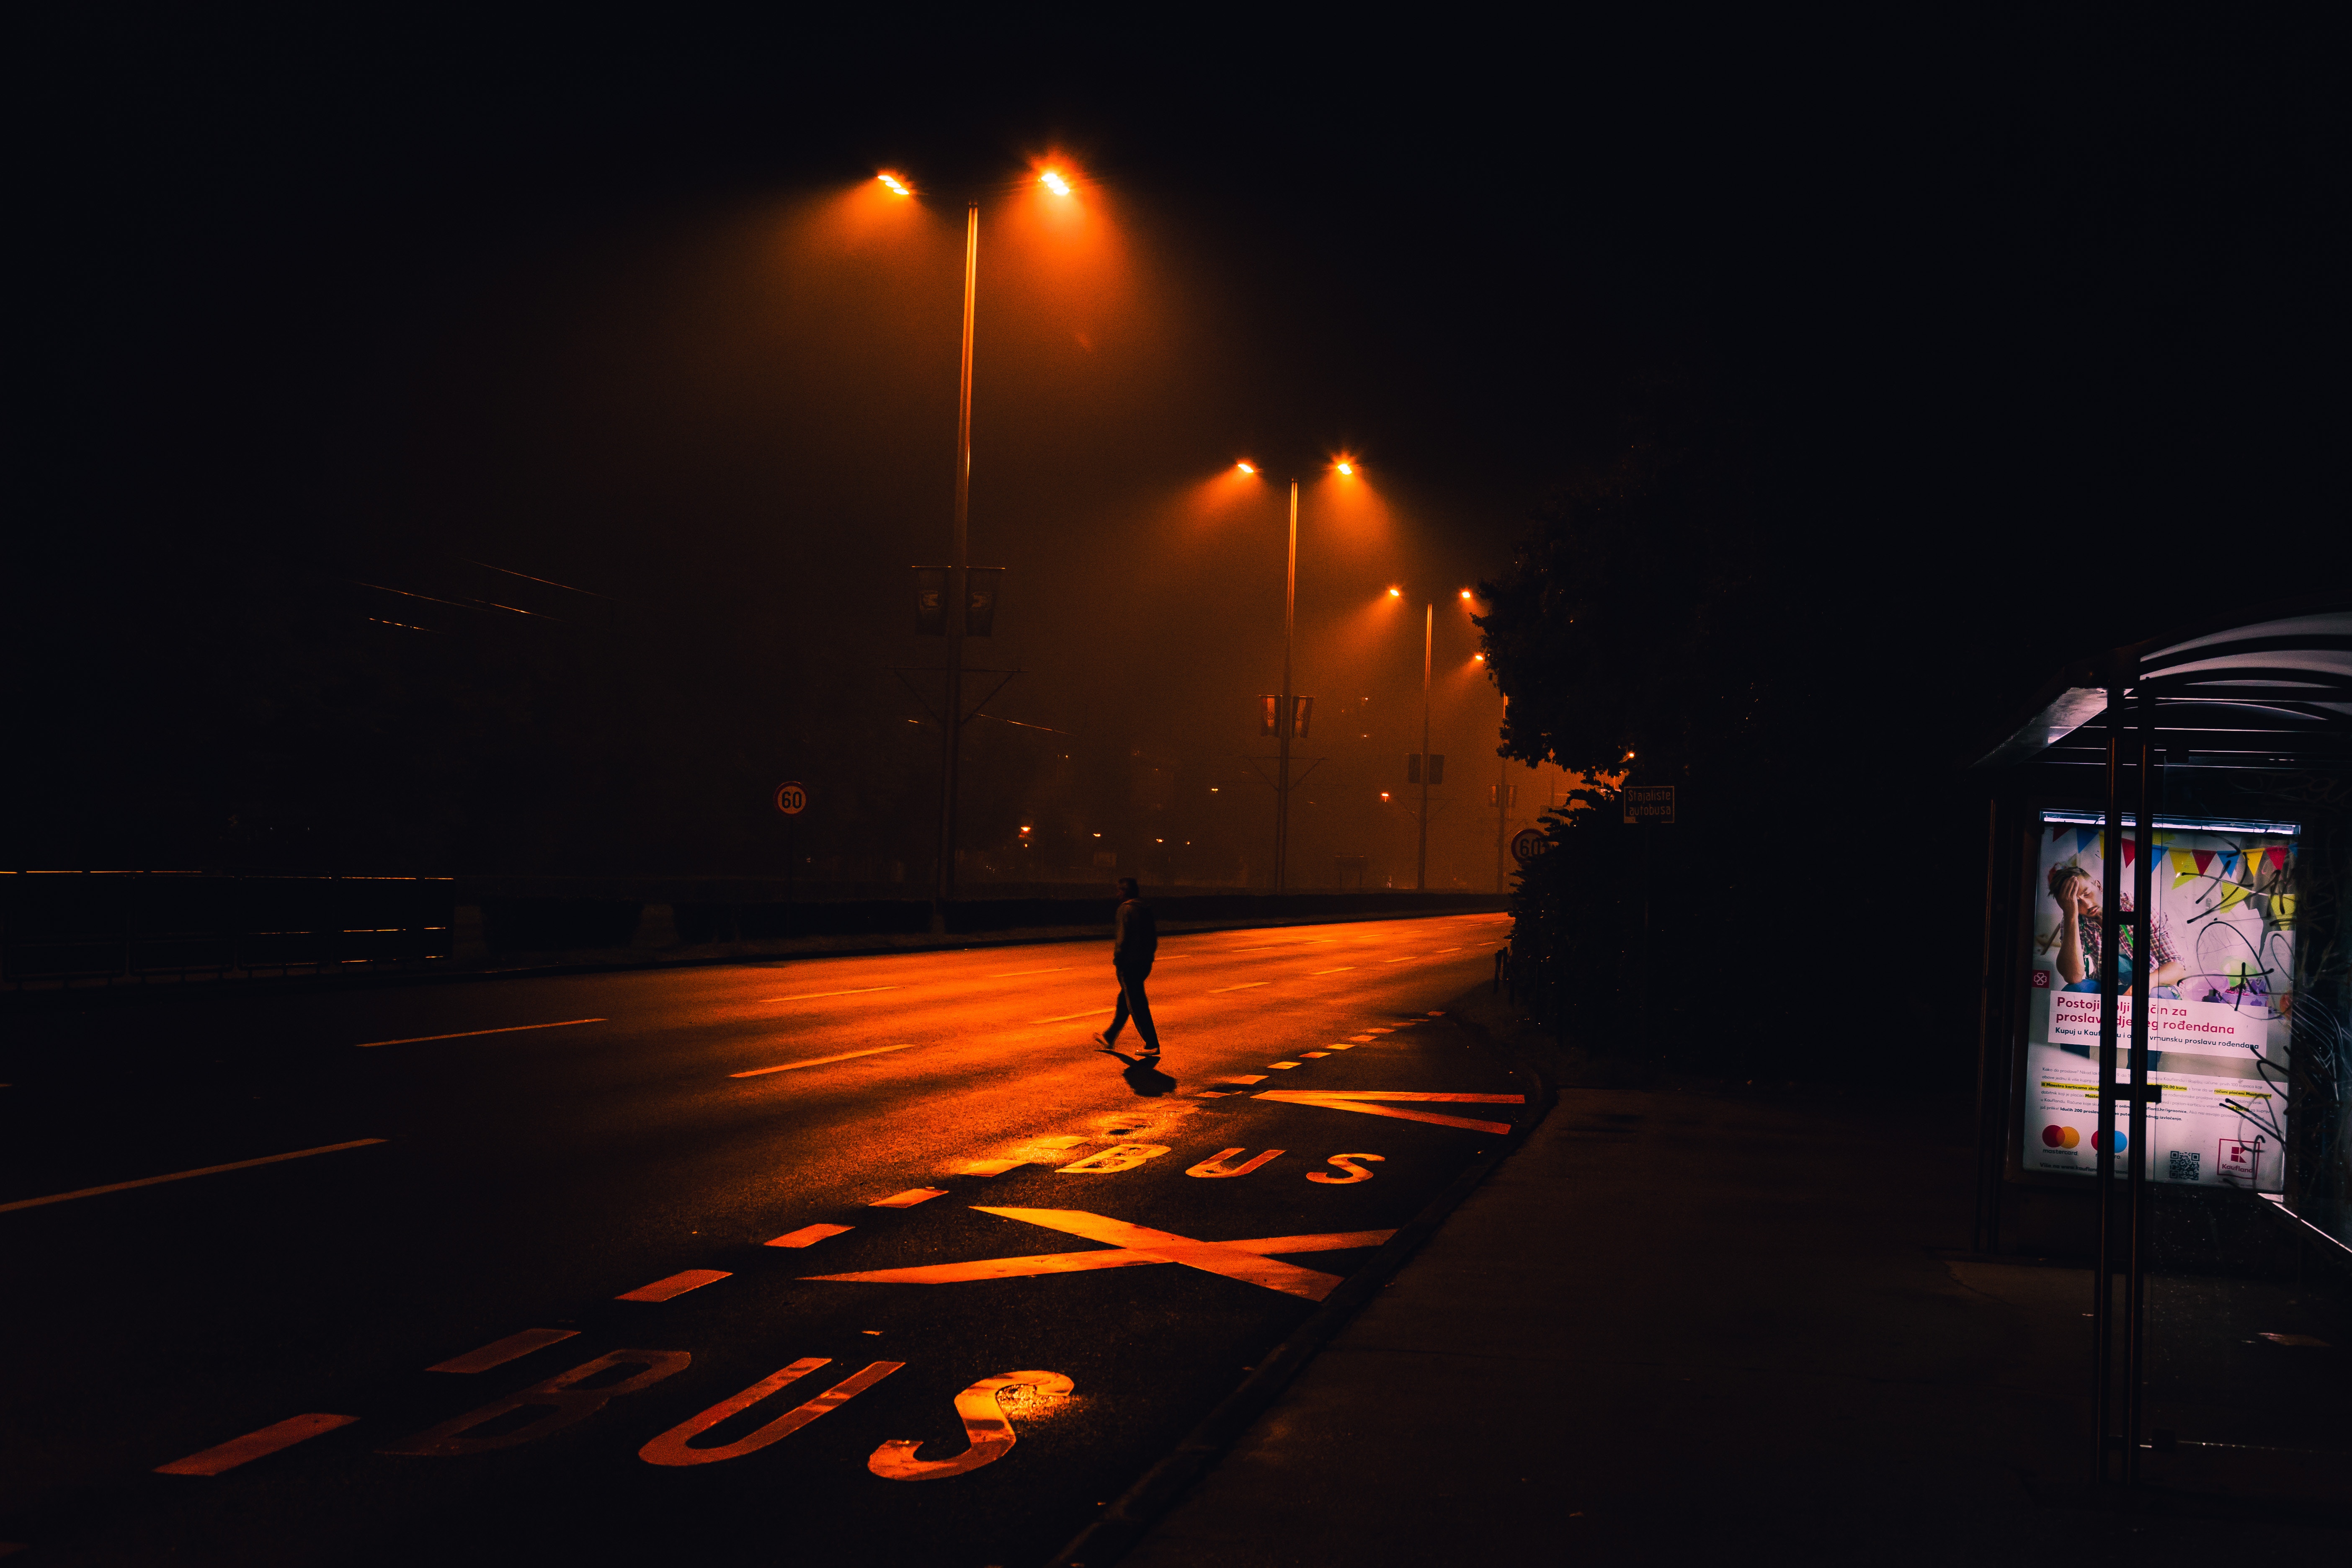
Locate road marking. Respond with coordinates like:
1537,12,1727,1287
1302,1051,1329,1058
1254,1090,1526,1135
1431,948,1460,953
766,1223,854,1248
384,1350,690,1456
990,966,1071,978
758,986,900,1003
1308,967,1355,975
157,1413,359,1475
353,1018,605,1049
1210,982,1269,993
1185,1148,1284,1178
1227,946,1276,952
1056,1144,1169,1174
1215,1075,1269,1085
870,1369,1072,1480
429,1328,579,1374
958,1158,1027,1176
0,1139,389,1215
871,1187,950,1207
1268,1061,1301,1070
617,1269,731,1302
1381,957,1414,963
1349,1034,1377,1041
732,1042,916,1077
807,1210,1396,1300
1030,1010,1099,1023
1326,1044,1354,1050
1367,1027,1397,1033
640,1359,903,1467
1308,1153,1385,1185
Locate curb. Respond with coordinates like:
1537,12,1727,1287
1042,986,1560,1568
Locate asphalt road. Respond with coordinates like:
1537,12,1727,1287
0,912,1522,1566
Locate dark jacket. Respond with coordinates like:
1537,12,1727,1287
1112,897,1157,965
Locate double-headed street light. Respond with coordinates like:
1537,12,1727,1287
1233,457,1359,892
878,165,1075,924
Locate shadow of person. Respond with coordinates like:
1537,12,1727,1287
1098,1047,1175,1096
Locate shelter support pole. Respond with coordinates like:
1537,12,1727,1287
2092,679,2123,1484
2125,686,2156,1484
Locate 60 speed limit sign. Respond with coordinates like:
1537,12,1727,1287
774,781,810,815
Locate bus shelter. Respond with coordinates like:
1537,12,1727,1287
1971,601,2350,1498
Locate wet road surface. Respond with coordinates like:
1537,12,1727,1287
0,912,1522,1565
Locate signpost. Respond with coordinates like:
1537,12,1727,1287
1622,784,1676,824
775,781,809,939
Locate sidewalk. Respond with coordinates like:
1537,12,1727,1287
1109,990,2350,1566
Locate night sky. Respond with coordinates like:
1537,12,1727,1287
12,13,2342,883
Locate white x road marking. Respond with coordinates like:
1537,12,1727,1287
801,1208,1397,1301
1253,1090,1526,1135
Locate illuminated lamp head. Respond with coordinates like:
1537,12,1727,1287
1386,586,1401,598
1236,460,1256,475
1335,461,1354,476
877,173,912,196
1040,170,1071,196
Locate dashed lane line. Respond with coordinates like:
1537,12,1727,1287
731,1042,918,1078
1030,1010,1100,1024
156,1413,359,1476
767,1223,854,1248
0,1139,389,1215
758,986,901,1003
618,1269,732,1302
1210,982,1269,993
988,966,1072,978
353,1018,605,1048
1308,967,1355,975
870,1187,950,1208
428,1328,579,1374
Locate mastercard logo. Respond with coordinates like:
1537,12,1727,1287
2041,1125,2081,1149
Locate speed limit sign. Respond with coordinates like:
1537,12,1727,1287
774,781,810,815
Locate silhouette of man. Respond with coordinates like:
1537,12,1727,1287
1093,877,1160,1059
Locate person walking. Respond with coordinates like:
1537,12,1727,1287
1093,877,1161,1060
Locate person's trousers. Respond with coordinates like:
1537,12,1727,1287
1107,960,1159,1052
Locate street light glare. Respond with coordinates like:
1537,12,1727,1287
1235,460,1256,475
1335,461,1354,475
1040,170,1071,196
1387,586,1401,597
877,173,912,196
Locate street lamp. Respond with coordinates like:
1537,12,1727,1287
1235,456,1357,892
885,165,1075,926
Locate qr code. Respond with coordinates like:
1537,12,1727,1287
2169,1150,2201,1181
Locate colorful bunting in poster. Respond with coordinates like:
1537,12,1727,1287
2170,849,2200,888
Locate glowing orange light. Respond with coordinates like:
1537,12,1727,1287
1336,462,1354,475
1386,586,1401,598
1041,170,1071,196
1236,460,1256,475
1380,792,1392,801
1459,588,1473,599
1018,825,1031,835
877,173,911,196
1473,653,1485,662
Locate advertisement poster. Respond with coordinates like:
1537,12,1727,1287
2021,812,2295,1191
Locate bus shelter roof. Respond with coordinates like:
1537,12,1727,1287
1973,601,2352,771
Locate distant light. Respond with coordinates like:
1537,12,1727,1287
1041,170,1071,196
1473,653,1485,662
1092,832,1102,837
1380,792,1391,801
1336,462,1354,476
877,173,911,196
1156,838,1164,843
1386,586,1401,598
1236,460,1256,475
1019,825,1031,835
1459,588,1473,599
1210,787,1219,793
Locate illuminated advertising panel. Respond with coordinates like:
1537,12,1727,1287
2022,812,2296,1191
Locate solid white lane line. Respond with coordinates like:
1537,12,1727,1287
354,1019,605,1048
989,966,1072,978
1210,982,1269,993
0,1139,389,1215
731,1043,917,1078
759,986,900,1003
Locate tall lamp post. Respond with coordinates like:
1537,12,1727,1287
1275,479,1297,892
884,168,1073,927
938,199,978,919
1416,599,1433,890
